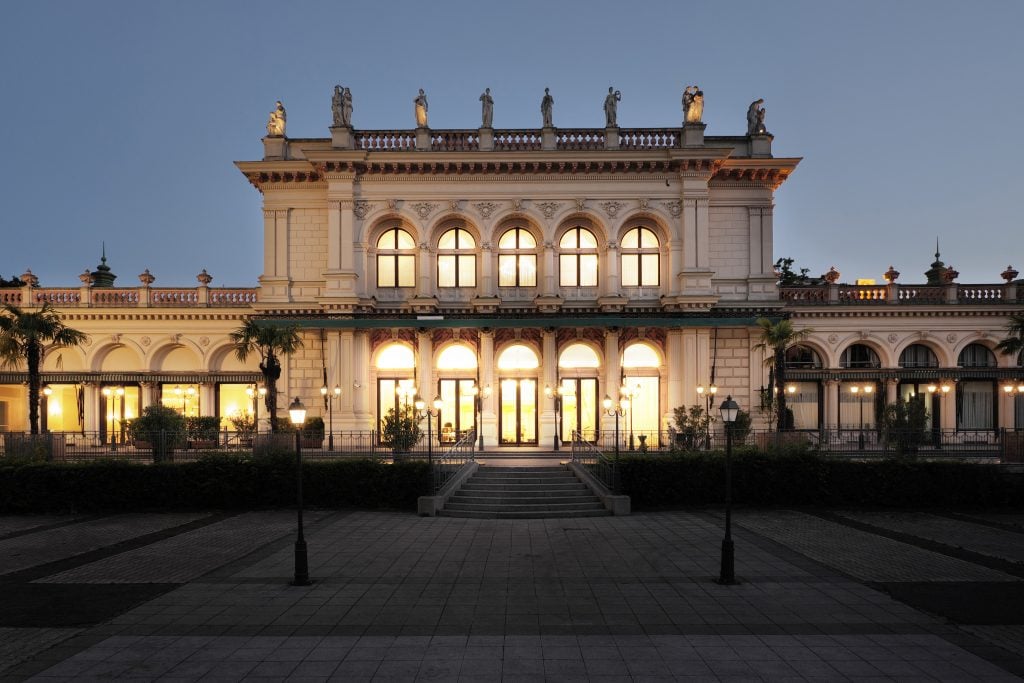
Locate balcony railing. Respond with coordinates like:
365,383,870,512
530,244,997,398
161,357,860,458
5,285,259,309
781,282,1019,305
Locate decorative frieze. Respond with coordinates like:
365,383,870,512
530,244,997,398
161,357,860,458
536,201,562,219
599,201,626,218
410,202,438,220
474,201,499,218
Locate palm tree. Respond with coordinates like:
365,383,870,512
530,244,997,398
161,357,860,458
995,312,1024,366
229,319,303,432
753,317,811,433
0,303,88,434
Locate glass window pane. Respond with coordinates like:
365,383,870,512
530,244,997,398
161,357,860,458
621,255,639,287
376,344,415,369
438,229,457,250
640,228,659,248
498,229,518,249
377,230,395,250
377,255,396,287
631,376,659,443
641,253,659,286
458,231,476,249
458,254,476,286
578,229,597,248
518,231,536,248
621,228,638,249
558,343,600,368
395,229,415,249
438,255,455,287
500,380,518,443
218,384,252,431
520,379,536,442
519,255,537,286
579,378,597,439
499,255,518,286
397,255,415,287
437,344,477,370
559,230,578,248
623,343,659,368
497,344,539,370
579,255,598,286
957,381,994,429
560,254,577,286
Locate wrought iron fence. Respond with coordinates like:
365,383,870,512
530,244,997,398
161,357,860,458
571,431,619,493
431,431,476,494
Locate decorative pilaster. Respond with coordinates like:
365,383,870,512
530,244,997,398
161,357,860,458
885,378,899,407
541,126,556,151
259,209,290,302
417,331,433,403
541,329,557,445
353,331,372,428
603,330,621,434
666,329,683,416
824,379,840,430
479,330,495,444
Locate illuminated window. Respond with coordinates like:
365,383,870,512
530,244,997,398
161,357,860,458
436,227,476,288
620,227,659,287
376,343,415,370
376,227,416,288
558,343,600,368
497,228,537,287
559,227,598,287
497,344,540,370
784,345,822,369
437,344,478,370
622,342,660,368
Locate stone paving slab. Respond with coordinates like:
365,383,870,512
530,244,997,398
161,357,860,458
0,515,80,538
24,633,1018,682
38,512,322,584
0,628,82,677
736,510,1019,583
0,513,206,577
835,511,1024,564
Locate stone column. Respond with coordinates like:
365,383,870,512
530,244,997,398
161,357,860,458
353,331,372,429
667,238,683,297
417,242,432,298
200,383,214,418
603,330,621,435
543,241,556,296
885,378,899,407
479,330,495,444
480,242,494,296
604,242,620,296
666,329,683,419
824,380,840,430
541,329,557,445
417,331,433,401
84,383,100,434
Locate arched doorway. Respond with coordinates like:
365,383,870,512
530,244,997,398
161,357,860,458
622,342,661,448
557,343,601,443
497,344,539,445
374,343,416,432
435,343,478,443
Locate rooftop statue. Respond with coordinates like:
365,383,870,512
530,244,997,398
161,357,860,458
604,87,621,127
541,87,554,127
266,100,286,137
332,86,353,128
747,98,767,135
682,85,703,124
479,88,493,128
414,88,428,128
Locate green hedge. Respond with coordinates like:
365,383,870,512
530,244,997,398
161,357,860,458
618,448,1024,509
0,454,430,513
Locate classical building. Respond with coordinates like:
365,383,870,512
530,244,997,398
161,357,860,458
1,89,1021,448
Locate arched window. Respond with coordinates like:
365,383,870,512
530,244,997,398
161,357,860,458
558,343,600,368
958,343,996,367
497,228,537,287
436,227,476,288
559,227,598,287
622,342,660,368
375,344,415,370
620,227,659,287
784,346,822,369
557,344,601,443
376,227,416,288
899,344,938,368
497,344,540,370
374,343,416,434
437,344,478,370
840,344,880,368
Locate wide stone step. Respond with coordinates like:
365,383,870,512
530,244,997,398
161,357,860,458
443,501,607,513
439,509,611,519
452,494,601,505
461,485,589,494
471,473,578,481
454,488,593,498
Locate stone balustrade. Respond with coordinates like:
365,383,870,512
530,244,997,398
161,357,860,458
781,281,1019,305
344,127,688,153
555,129,606,150
492,130,543,151
353,130,417,151
618,128,680,149
4,285,259,309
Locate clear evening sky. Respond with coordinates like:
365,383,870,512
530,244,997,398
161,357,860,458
2,0,1021,287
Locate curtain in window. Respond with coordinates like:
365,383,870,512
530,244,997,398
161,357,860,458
956,381,994,430
789,383,819,429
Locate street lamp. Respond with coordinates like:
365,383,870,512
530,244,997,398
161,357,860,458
697,383,717,448
245,385,267,435
320,384,341,450
102,386,125,449
544,382,566,451
186,386,197,416
470,384,491,451
927,381,952,449
414,395,443,465
41,385,52,433
850,383,874,450
288,396,310,586
603,392,629,492
718,394,739,585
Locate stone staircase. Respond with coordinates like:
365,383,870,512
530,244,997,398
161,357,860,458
439,465,610,519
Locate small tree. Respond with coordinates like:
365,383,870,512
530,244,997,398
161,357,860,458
881,397,929,457
670,405,714,451
995,312,1024,366
230,320,303,432
0,303,88,434
381,405,422,454
127,404,186,462
754,317,811,434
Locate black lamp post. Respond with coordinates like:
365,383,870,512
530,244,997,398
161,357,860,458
320,384,341,451
471,384,491,451
603,392,629,493
545,383,564,451
415,395,443,466
289,396,310,586
851,383,873,450
718,394,739,585
697,383,717,449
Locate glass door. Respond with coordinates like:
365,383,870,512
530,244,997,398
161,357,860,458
100,385,140,445
559,378,598,443
438,378,477,444
628,376,660,448
499,378,537,445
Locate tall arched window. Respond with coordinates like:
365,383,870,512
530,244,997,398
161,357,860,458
436,227,476,288
497,228,537,287
559,227,598,287
621,342,661,447
497,344,539,445
784,346,822,429
620,227,659,287
376,227,416,288
557,343,601,443
899,344,938,368
957,343,997,431
375,343,416,432
840,344,880,368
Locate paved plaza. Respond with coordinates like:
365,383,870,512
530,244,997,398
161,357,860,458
1,504,1023,681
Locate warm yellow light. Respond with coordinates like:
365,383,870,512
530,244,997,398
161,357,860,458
1005,385,1015,394
855,278,877,285
620,398,630,411
709,385,718,395
864,385,874,394
850,386,859,394
48,399,62,416
941,384,951,394
696,386,704,395
320,385,328,396
787,385,797,394
102,387,112,397
927,384,937,394
603,395,613,410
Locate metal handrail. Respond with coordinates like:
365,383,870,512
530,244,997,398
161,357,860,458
571,430,618,493
431,431,475,493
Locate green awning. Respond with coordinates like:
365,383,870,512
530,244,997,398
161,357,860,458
255,314,778,329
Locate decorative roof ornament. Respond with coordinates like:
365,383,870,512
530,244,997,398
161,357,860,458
196,269,213,286
924,238,947,285
1001,265,1019,283
883,265,900,283
19,269,38,287
824,266,841,284
90,243,117,288
138,269,155,287
942,264,959,283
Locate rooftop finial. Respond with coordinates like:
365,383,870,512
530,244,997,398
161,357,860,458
935,236,940,260
101,241,107,264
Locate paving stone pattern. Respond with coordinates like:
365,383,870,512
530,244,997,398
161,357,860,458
835,511,1024,564
736,510,1018,583
0,516,81,538
0,513,206,577
0,628,82,677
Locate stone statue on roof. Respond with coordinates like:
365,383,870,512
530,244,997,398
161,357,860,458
747,98,767,135
266,100,286,137
480,88,493,128
604,87,621,127
541,88,554,127
682,85,703,124
414,89,428,128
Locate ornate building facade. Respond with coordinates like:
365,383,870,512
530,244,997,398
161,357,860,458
1,90,1021,447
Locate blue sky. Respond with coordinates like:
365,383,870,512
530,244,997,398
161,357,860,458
2,0,1021,287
